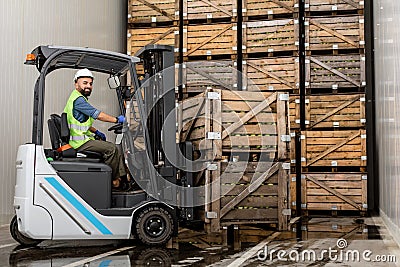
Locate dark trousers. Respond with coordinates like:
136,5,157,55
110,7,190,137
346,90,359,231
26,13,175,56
78,140,126,181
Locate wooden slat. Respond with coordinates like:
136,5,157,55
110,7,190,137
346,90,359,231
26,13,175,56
305,0,363,12
244,0,297,16
128,0,175,23
127,27,176,56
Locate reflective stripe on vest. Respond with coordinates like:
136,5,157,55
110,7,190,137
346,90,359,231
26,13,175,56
64,90,95,149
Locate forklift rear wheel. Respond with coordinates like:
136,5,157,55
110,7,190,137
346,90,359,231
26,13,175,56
134,206,174,246
10,216,42,247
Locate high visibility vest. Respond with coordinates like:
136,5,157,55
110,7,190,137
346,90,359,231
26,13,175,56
63,90,94,149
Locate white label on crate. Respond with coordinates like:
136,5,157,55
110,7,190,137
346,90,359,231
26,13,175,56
183,12,187,17
331,161,338,166
206,212,218,219
361,119,366,123
233,8,237,13
305,4,310,8
207,132,221,140
206,50,212,55
207,14,212,19
301,157,306,162
207,92,221,100
295,99,300,104
294,4,299,8
362,175,368,180
242,8,247,13
360,1,364,5
183,48,187,53
175,63,179,69
363,204,368,209
304,21,309,26
295,41,300,46
294,19,299,24
183,28,188,33
331,205,338,210
333,122,340,127
206,86,213,90
268,48,274,52
291,159,296,164
360,97,366,102
305,59,310,64
175,11,179,16
242,24,247,29
296,83,300,87
301,174,306,179
243,86,247,90
305,120,310,125
362,81,367,86
207,163,218,171
127,33,132,38
242,45,247,49
305,99,310,104
174,30,179,35
268,10,274,15
128,14,132,19
292,177,296,182
182,63,187,68
361,56,366,61
232,46,238,51
301,135,305,140
232,25,237,31
233,61,237,66
361,134,367,139
282,209,291,216
363,228,368,233
282,163,291,170
305,82,310,87
151,17,157,22
291,132,296,137
243,60,247,65
174,48,179,52
332,5,338,10
333,44,339,49
305,42,310,47
295,119,301,124
127,51,131,56
332,224,338,230
332,84,338,89
182,84,186,88
361,156,367,161
360,40,366,45
269,85,274,90
360,19,365,24
233,83,238,88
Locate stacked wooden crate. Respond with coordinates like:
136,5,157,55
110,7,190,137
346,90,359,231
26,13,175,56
290,1,367,216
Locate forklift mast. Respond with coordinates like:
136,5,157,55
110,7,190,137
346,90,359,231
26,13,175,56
135,45,178,203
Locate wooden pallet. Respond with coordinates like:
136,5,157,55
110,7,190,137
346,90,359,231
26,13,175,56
242,57,299,92
181,60,238,93
128,0,175,24
206,162,290,232
290,172,367,213
243,0,298,18
183,23,238,58
127,27,177,56
243,19,298,55
300,130,367,169
305,0,364,14
179,0,237,21
289,93,366,129
306,54,366,91
178,90,290,159
306,15,365,51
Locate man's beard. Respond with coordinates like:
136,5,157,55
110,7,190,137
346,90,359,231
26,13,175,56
81,88,92,97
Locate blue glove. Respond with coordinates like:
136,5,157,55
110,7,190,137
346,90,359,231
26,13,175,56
117,115,126,124
94,130,106,141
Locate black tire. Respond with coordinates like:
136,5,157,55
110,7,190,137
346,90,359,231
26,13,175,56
10,215,42,247
134,206,174,246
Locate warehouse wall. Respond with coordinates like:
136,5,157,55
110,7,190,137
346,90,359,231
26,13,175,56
374,0,400,245
0,0,127,223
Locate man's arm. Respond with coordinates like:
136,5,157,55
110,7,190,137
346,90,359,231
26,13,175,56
74,97,118,124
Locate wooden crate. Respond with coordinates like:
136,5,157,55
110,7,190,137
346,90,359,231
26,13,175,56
178,90,290,160
243,57,299,92
305,0,364,13
300,130,367,168
183,23,238,58
206,162,290,232
128,0,175,24
306,54,366,91
180,0,237,21
290,172,367,212
289,94,366,129
127,27,177,56
181,60,238,93
243,19,298,54
306,15,365,51
243,0,298,17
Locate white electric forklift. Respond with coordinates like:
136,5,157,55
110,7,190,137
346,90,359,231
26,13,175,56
10,45,195,246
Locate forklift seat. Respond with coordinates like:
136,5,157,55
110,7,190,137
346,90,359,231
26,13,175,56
47,113,103,161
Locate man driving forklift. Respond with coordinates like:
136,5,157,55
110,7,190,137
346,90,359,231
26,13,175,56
64,68,130,190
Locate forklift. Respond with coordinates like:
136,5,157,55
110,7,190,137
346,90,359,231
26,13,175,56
10,44,195,246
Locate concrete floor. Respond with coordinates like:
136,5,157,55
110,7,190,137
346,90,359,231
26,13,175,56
1,215,399,266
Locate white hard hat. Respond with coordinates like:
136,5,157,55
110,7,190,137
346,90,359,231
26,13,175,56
74,68,94,82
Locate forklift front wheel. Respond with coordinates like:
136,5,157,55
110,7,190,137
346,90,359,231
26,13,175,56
134,206,174,246
10,216,42,247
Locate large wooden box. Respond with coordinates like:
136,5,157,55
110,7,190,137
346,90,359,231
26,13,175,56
243,0,298,17
127,27,176,56
180,0,237,21
128,0,175,24
289,94,366,129
306,15,365,51
290,172,367,212
243,19,298,54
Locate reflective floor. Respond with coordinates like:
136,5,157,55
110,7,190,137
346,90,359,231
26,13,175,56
1,216,400,266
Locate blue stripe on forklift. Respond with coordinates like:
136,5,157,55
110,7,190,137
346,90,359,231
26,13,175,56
44,177,112,235
98,260,112,267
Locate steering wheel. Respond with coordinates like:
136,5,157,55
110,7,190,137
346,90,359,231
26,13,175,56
108,124,123,134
